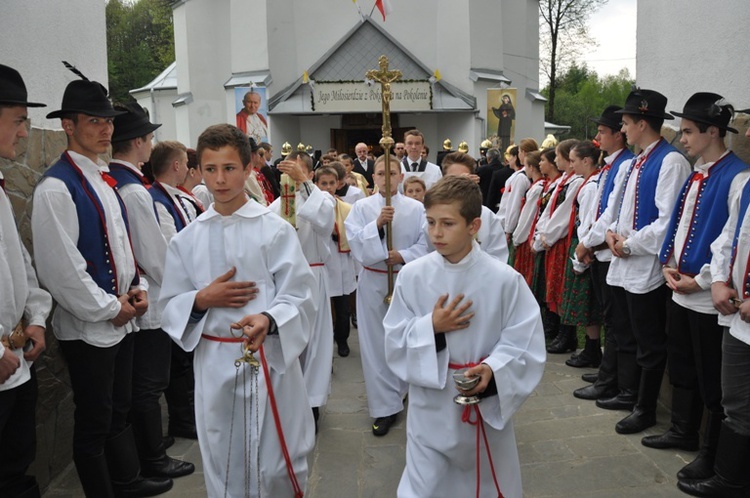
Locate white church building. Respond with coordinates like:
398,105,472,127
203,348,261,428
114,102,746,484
131,0,547,155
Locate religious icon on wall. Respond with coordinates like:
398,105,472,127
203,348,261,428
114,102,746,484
234,87,269,144
487,88,516,153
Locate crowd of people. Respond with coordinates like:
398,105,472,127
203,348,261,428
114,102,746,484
1,60,749,498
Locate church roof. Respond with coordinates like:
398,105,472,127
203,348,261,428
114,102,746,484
269,18,475,114
129,61,177,95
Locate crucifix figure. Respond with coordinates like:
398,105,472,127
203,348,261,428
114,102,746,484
366,55,402,138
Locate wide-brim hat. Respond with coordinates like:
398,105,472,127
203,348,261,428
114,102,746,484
111,103,162,142
590,105,623,130
671,92,738,134
46,80,125,119
615,89,673,120
0,64,46,107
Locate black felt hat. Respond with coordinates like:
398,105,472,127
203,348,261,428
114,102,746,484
46,79,125,119
590,105,623,131
671,92,738,134
111,103,162,142
615,89,673,120
0,64,46,107
247,136,261,153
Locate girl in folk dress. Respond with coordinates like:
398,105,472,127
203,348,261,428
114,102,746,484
513,151,545,286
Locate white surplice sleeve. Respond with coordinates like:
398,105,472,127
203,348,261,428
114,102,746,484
480,207,510,261
32,178,121,322
296,183,335,237
345,203,388,267
480,271,546,430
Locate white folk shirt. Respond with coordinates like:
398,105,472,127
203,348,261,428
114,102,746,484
270,182,335,407
109,160,169,330
158,200,317,497
400,159,442,190
532,174,583,252
606,140,691,294
711,176,750,332
513,178,545,246
192,183,213,209
0,182,52,391
345,192,428,417
581,149,630,263
383,243,545,498
502,167,531,235
32,151,146,347
571,173,601,273
667,154,749,315
340,185,365,205
497,168,524,231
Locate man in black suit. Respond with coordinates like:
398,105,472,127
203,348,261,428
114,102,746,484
353,142,374,188
476,147,503,202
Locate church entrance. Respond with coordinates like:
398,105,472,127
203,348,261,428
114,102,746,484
331,113,410,156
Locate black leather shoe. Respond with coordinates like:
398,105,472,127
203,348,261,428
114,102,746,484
677,453,715,481
642,428,699,451
581,372,598,384
337,342,350,357
114,476,173,497
615,407,656,434
596,392,637,411
141,456,195,479
573,384,618,401
372,414,397,436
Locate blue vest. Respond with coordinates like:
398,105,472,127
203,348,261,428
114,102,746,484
597,148,635,219
107,163,160,221
149,181,187,232
660,152,749,275
731,179,750,297
43,153,139,294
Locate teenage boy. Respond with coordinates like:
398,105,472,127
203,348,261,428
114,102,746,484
329,160,365,205
383,175,545,498
159,124,317,497
108,107,195,479
0,64,53,498
345,154,428,436
681,109,750,498
315,166,358,357
645,94,749,475
32,76,171,496
573,105,635,397
603,89,692,434
440,151,509,262
400,129,442,190
270,150,335,427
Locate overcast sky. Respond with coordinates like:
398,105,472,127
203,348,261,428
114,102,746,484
583,0,637,78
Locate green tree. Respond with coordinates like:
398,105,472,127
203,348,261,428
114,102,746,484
107,0,175,103
539,0,608,122
542,64,634,139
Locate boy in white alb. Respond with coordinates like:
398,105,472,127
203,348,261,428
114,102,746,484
159,124,317,497
345,154,428,436
270,151,335,426
384,176,545,498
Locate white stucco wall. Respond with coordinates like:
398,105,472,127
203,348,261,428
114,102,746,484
133,89,179,144
0,0,107,130
636,0,750,114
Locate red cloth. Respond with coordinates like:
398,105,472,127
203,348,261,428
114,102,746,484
513,241,535,288
545,239,569,311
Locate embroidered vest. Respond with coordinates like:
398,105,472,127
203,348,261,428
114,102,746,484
149,181,187,232
43,153,140,294
108,163,160,221
661,152,749,275
597,148,635,219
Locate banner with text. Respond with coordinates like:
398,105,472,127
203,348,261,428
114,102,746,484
312,81,432,112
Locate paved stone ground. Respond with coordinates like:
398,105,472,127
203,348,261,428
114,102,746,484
43,328,692,497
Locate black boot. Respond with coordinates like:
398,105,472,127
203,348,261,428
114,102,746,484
642,386,702,450
615,367,664,434
566,337,602,368
132,407,195,479
678,410,725,480
677,422,750,497
105,425,173,497
542,309,560,342
596,352,639,411
74,453,115,498
164,346,197,440
547,325,578,354
574,335,617,399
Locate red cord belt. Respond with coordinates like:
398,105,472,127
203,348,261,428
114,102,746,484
201,334,304,497
448,360,503,498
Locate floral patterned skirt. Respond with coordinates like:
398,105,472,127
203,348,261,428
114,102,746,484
560,236,602,326
513,241,535,288
545,238,569,312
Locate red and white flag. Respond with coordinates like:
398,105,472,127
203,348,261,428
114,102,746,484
375,0,393,21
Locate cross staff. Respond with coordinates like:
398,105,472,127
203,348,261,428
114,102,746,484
366,55,402,304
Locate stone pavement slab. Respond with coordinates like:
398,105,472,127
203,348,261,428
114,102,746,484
43,330,692,497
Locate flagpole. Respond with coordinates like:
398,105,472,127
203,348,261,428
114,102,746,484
369,2,376,17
